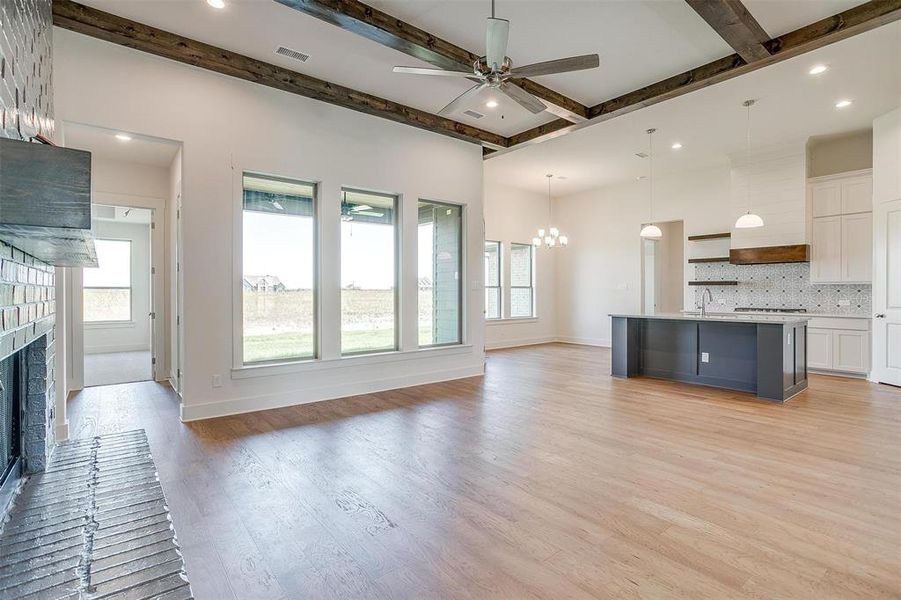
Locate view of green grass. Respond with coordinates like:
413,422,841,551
243,289,436,363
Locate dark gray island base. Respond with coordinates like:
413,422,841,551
610,313,810,402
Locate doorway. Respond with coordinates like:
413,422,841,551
641,220,685,314
82,205,154,386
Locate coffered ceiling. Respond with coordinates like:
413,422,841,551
66,0,878,144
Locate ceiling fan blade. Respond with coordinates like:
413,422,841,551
486,17,509,71
499,81,546,114
393,66,474,77
509,54,600,78
438,83,487,116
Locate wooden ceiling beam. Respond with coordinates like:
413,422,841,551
685,0,771,63
502,0,901,153
273,0,590,123
51,0,508,149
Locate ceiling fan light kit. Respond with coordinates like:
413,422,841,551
392,0,599,117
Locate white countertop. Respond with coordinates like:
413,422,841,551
685,310,870,320
610,312,811,325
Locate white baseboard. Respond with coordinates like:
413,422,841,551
85,343,151,355
555,335,611,348
179,363,485,422
485,335,556,350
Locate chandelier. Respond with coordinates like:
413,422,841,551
532,174,568,248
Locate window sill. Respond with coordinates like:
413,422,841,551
84,320,136,329
231,343,475,380
486,317,538,325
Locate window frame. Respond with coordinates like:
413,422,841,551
484,240,502,320
83,238,133,324
509,242,536,319
339,186,401,357
417,199,464,348
239,171,320,367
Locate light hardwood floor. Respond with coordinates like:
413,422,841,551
66,343,901,599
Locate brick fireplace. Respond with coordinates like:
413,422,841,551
0,0,58,512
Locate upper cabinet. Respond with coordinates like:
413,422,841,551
808,169,873,284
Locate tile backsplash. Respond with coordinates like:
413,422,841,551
692,262,871,316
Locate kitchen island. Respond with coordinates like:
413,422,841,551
610,313,810,402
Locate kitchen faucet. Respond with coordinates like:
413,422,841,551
700,287,714,317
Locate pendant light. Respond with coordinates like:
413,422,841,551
735,99,764,229
532,174,568,248
639,128,662,239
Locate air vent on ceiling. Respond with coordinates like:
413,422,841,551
635,152,648,158
275,46,310,63
463,110,484,119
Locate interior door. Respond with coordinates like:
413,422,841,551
872,198,901,386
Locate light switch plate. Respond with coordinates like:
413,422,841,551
701,352,709,363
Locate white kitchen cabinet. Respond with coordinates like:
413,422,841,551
811,216,842,282
811,181,842,217
806,317,870,375
841,212,873,282
841,176,874,214
808,170,873,284
807,328,833,370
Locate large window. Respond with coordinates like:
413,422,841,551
510,242,535,318
84,239,132,322
242,173,316,364
341,189,398,355
418,200,463,346
484,241,501,320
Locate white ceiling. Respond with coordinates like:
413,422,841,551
485,21,901,196
72,0,868,138
61,121,181,167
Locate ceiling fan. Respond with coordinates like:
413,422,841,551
392,0,600,117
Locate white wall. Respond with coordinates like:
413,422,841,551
92,158,170,199
807,130,873,178
554,164,731,346
873,108,901,205
54,29,485,420
730,142,807,249
84,220,152,354
483,183,557,349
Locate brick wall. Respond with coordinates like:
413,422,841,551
1,0,54,141
0,0,57,472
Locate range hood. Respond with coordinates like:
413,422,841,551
0,138,97,267
729,244,810,265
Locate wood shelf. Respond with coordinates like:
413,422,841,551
687,232,731,241
688,280,739,286
687,257,730,263
729,244,810,265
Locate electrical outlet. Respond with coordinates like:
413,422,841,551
701,352,709,363
212,374,222,388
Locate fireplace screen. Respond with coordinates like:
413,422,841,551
0,352,20,487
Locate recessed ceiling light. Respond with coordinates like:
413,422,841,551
485,99,498,108
808,64,828,75
207,0,225,8
835,99,852,109
114,133,132,142
671,142,683,150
